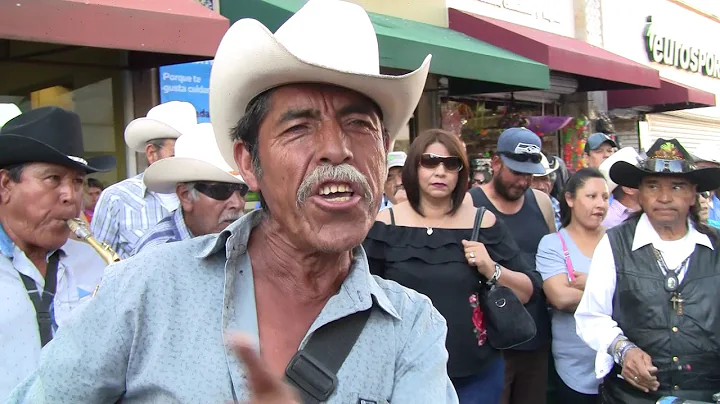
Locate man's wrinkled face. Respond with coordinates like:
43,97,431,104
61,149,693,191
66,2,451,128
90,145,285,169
236,84,387,253
385,166,404,204
0,162,85,251
147,139,176,165
179,182,246,236
531,174,553,195
639,176,696,227
586,142,615,169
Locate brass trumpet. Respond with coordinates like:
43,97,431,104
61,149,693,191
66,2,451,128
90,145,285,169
67,218,121,297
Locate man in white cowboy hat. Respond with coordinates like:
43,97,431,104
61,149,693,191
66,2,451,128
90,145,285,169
131,123,247,255
90,101,197,258
598,147,642,229
576,138,720,404
531,153,562,230
8,1,458,403
379,151,407,211
692,148,720,226
0,106,115,401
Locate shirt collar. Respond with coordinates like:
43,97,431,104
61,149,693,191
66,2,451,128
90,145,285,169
196,209,402,320
632,212,714,251
0,222,15,258
173,208,194,240
610,198,633,215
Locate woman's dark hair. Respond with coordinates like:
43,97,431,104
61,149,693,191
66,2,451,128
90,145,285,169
402,129,469,217
559,167,606,228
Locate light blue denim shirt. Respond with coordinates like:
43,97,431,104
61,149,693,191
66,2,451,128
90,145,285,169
8,209,457,404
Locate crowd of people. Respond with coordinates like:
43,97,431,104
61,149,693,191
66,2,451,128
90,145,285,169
1,0,720,403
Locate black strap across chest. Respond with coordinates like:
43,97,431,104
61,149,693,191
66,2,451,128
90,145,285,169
284,309,372,403
18,252,60,347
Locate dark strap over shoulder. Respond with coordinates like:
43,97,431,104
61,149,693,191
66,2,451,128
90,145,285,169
388,207,395,225
471,207,487,242
19,251,60,347
285,309,372,403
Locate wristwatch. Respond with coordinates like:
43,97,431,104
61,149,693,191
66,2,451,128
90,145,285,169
487,262,502,284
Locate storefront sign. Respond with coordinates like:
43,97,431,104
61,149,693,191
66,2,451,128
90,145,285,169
159,61,212,122
476,0,560,23
645,16,720,79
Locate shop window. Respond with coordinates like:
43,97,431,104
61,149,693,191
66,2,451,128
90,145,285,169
0,75,125,186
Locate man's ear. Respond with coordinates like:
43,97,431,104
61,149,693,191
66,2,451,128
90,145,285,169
175,183,194,212
0,170,16,204
234,141,260,191
145,143,158,165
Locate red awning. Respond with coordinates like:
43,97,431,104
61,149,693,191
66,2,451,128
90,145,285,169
0,0,228,63
448,9,661,91
608,78,716,113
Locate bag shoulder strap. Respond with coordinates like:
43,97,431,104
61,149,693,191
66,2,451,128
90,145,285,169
285,309,372,403
556,232,576,281
19,251,60,347
388,207,395,226
532,189,557,233
471,207,487,242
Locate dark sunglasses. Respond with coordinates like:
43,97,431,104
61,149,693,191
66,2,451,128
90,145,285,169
498,151,542,164
194,182,249,201
420,153,463,172
642,158,693,174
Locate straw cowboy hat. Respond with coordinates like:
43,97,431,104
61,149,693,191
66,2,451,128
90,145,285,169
143,122,245,194
599,147,641,193
533,153,560,177
124,101,198,152
209,0,432,170
0,103,21,129
610,138,720,192
0,106,115,173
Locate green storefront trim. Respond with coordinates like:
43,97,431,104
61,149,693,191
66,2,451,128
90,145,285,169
220,0,550,91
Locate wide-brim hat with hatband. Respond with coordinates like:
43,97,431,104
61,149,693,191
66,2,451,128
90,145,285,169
609,138,720,192
143,122,245,194
124,101,198,152
599,147,642,193
533,153,560,177
0,106,115,173
209,0,432,171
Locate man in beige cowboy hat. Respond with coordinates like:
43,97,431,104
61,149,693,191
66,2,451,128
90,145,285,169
90,101,198,258
131,123,247,255
9,1,457,403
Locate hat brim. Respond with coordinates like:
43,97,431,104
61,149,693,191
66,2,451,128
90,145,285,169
609,161,720,192
0,135,115,173
124,118,184,152
143,157,246,194
210,18,431,171
501,155,546,175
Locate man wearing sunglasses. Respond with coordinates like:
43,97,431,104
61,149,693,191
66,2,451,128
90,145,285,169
131,123,247,255
576,138,720,404
469,127,556,404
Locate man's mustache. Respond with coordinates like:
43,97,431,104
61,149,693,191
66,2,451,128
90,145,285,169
297,164,373,208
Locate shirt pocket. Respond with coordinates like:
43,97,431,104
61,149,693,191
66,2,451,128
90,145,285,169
341,392,390,404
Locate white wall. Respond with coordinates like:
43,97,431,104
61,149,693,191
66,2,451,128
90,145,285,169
602,0,720,118
447,0,576,37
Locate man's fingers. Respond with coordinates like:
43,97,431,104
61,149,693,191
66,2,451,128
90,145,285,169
228,334,278,396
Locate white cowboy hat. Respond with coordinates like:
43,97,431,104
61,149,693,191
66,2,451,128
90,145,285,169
0,103,21,129
124,101,198,152
209,0,432,170
387,151,407,169
599,147,641,192
143,122,245,194
533,153,560,177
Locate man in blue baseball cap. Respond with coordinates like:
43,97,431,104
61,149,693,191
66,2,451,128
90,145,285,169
470,127,556,404
584,132,617,169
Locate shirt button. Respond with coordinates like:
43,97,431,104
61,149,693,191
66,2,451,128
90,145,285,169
673,356,679,362
672,326,678,332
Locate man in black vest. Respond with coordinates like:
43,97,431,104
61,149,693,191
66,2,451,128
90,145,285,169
575,138,720,404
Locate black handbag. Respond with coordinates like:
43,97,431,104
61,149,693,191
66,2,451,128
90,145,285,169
471,207,537,350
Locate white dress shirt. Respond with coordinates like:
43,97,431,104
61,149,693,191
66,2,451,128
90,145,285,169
574,213,714,379
0,238,107,402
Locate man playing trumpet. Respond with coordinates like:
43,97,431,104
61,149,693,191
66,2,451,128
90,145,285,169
0,106,115,401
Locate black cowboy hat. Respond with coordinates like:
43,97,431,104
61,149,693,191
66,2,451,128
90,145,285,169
0,106,115,173
609,138,720,192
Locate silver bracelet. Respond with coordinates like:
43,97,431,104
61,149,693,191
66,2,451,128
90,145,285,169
487,262,502,284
